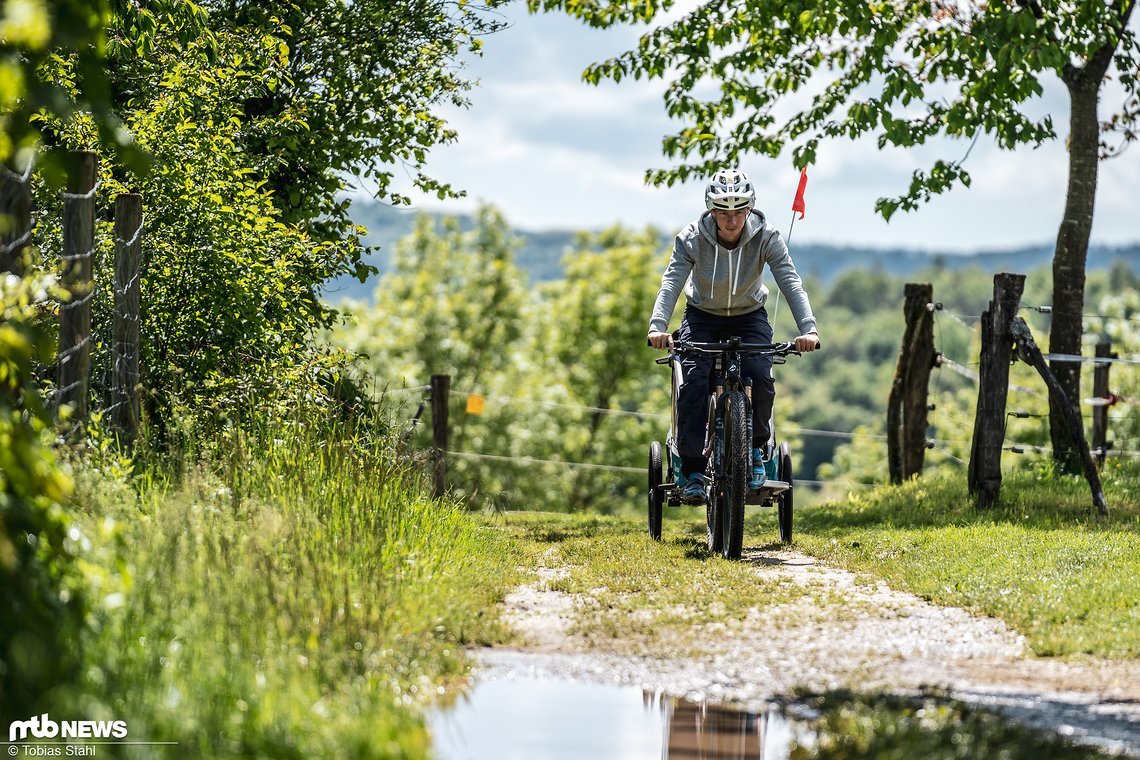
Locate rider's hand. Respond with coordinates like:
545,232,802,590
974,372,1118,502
795,331,820,352
648,331,673,350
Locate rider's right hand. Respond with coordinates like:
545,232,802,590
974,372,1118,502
647,331,674,350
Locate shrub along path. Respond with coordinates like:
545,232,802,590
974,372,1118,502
480,510,1140,757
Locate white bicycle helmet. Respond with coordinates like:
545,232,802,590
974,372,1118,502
704,169,755,211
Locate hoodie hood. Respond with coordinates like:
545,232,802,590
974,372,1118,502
695,209,767,301
697,208,766,250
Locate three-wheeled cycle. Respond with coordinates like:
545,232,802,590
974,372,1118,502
647,335,814,559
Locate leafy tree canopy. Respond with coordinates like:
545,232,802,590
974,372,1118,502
528,0,1137,216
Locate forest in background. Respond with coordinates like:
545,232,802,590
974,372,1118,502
330,206,1140,514
323,199,1140,300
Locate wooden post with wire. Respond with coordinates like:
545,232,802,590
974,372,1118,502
968,272,1025,510
112,193,142,443
1,159,33,275
57,150,98,427
430,374,451,499
888,282,936,483
1009,318,1108,515
1091,341,1115,468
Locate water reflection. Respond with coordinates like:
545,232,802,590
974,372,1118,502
654,691,797,759
428,675,796,760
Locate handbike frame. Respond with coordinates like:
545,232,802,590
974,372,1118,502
653,336,805,558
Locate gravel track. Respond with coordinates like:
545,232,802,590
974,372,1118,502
482,546,1140,756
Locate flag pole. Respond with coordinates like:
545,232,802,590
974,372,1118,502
774,166,808,331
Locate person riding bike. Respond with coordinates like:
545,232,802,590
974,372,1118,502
647,169,820,504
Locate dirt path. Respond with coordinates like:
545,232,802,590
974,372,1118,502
482,546,1140,756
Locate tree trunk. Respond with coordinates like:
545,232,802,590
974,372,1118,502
1049,40,1116,471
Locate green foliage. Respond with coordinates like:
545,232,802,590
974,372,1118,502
195,0,505,212
0,273,84,716
0,0,145,175
362,206,531,389
60,405,524,757
529,0,1136,215
334,211,668,513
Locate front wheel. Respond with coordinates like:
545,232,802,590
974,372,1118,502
777,441,793,544
648,441,664,541
720,391,749,560
705,396,722,554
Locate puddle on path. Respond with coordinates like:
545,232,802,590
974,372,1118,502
428,675,802,760
429,670,1118,759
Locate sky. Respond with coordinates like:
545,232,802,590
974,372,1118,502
378,3,1140,253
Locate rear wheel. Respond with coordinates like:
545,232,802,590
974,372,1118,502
777,441,793,544
720,391,749,560
648,441,664,541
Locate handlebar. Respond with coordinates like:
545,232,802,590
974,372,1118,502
650,338,820,364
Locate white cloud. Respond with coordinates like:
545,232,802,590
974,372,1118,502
390,3,1140,252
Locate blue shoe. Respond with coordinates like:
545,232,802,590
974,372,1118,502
750,448,767,490
765,456,779,481
682,473,707,504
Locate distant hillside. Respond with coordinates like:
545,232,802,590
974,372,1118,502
323,200,1140,303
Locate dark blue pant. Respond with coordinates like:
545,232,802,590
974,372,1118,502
676,305,774,474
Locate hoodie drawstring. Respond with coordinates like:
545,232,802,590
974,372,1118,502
710,245,719,299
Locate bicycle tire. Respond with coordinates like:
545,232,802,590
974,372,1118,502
705,396,722,553
721,391,748,560
778,441,793,544
648,441,664,541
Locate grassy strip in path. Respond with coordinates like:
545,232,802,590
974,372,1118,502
789,460,1140,659
62,419,530,759
490,511,847,654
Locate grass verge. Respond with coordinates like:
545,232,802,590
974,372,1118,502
57,417,526,758
790,460,1140,658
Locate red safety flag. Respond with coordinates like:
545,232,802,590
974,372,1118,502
792,166,808,220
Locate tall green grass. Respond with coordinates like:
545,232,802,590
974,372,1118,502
59,412,524,757
789,460,1140,658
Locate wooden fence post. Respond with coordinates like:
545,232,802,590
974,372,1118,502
112,193,142,443
1010,318,1108,515
1,160,33,275
888,283,936,483
968,272,1025,510
56,151,98,426
430,374,451,498
1091,342,1115,468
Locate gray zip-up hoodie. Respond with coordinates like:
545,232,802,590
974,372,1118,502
648,209,817,336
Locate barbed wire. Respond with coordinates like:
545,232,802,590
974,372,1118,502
1022,304,1140,324
1,155,36,184
378,384,431,396
450,449,643,474
1042,352,1140,366
463,387,668,420
60,179,103,202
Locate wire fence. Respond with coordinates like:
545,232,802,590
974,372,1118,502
3,154,147,438
927,296,1140,467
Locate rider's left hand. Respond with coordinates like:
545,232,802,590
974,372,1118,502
795,332,820,352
